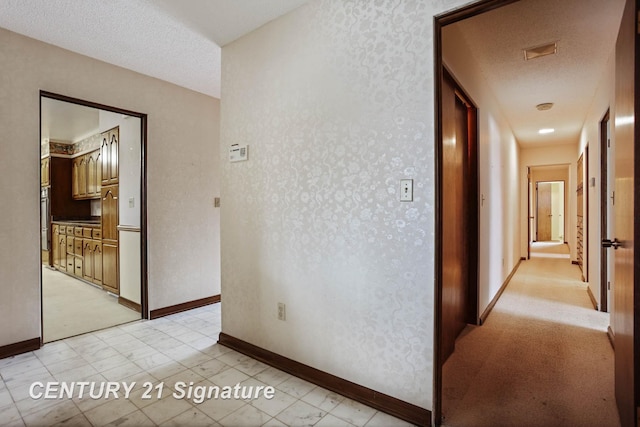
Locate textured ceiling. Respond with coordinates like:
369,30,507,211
0,0,310,98
448,0,626,147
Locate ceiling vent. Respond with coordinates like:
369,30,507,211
523,42,558,61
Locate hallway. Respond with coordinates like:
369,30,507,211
442,243,618,426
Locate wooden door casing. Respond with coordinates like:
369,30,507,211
441,70,474,363
612,0,638,425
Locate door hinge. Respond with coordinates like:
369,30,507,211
607,138,610,148
611,191,615,206
608,281,611,291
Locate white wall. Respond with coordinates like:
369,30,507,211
442,24,521,317
578,50,616,309
220,0,472,410
520,144,578,260
0,27,220,348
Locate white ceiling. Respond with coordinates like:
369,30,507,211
41,98,99,143
0,0,310,99
449,0,626,147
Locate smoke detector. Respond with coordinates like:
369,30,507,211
523,42,558,61
536,103,554,111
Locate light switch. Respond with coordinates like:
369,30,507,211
128,197,135,208
400,179,413,202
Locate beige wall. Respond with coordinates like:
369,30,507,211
220,0,471,410
0,27,221,346
442,24,522,318
578,50,616,309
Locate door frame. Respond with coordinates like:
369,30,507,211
39,91,150,341
535,180,566,242
600,109,610,313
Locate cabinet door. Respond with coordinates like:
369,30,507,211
58,235,66,271
74,256,83,278
102,242,118,293
92,241,103,286
79,156,87,198
52,225,60,268
87,150,101,198
83,240,93,281
101,186,119,242
66,236,74,254
41,158,50,187
100,131,110,185
108,128,119,184
72,158,81,198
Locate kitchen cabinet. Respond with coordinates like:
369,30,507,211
101,127,119,186
72,149,101,200
83,238,103,287
101,185,119,294
53,222,102,284
87,150,101,198
52,224,60,269
41,157,50,187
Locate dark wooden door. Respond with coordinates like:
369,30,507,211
612,0,638,425
537,182,552,241
441,72,469,362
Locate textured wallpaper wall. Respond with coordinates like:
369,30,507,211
221,0,471,409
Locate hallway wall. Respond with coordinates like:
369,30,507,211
578,50,616,309
0,27,221,347
442,24,522,318
220,0,472,411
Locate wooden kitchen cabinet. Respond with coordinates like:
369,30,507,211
101,127,119,186
101,184,119,294
52,225,60,268
83,239,103,287
87,150,101,198
41,157,50,187
57,234,66,271
72,149,101,200
72,156,87,199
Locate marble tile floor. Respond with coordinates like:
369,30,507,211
0,304,415,427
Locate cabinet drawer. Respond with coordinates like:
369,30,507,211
74,227,83,237
83,228,92,238
66,226,75,235
66,254,74,270
92,229,102,239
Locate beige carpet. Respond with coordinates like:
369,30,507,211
42,267,140,342
442,243,619,427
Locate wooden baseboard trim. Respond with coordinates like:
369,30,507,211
607,326,615,349
0,338,40,360
118,296,142,313
480,258,522,325
218,333,430,427
586,286,598,310
150,295,221,319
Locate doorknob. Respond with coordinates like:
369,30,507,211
602,238,622,250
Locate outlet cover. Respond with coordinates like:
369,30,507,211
277,303,286,321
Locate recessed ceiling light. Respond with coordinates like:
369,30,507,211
536,103,554,111
524,42,558,61
539,128,555,134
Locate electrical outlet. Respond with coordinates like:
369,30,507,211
277,303,286,321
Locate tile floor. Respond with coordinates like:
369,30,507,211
0,304,415,426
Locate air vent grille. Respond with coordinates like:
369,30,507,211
523,42,558,61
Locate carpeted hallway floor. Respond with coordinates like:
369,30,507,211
442,242,619,427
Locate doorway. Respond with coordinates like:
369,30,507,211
39,92,149,343
600,109,612,313
535,180,565,242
